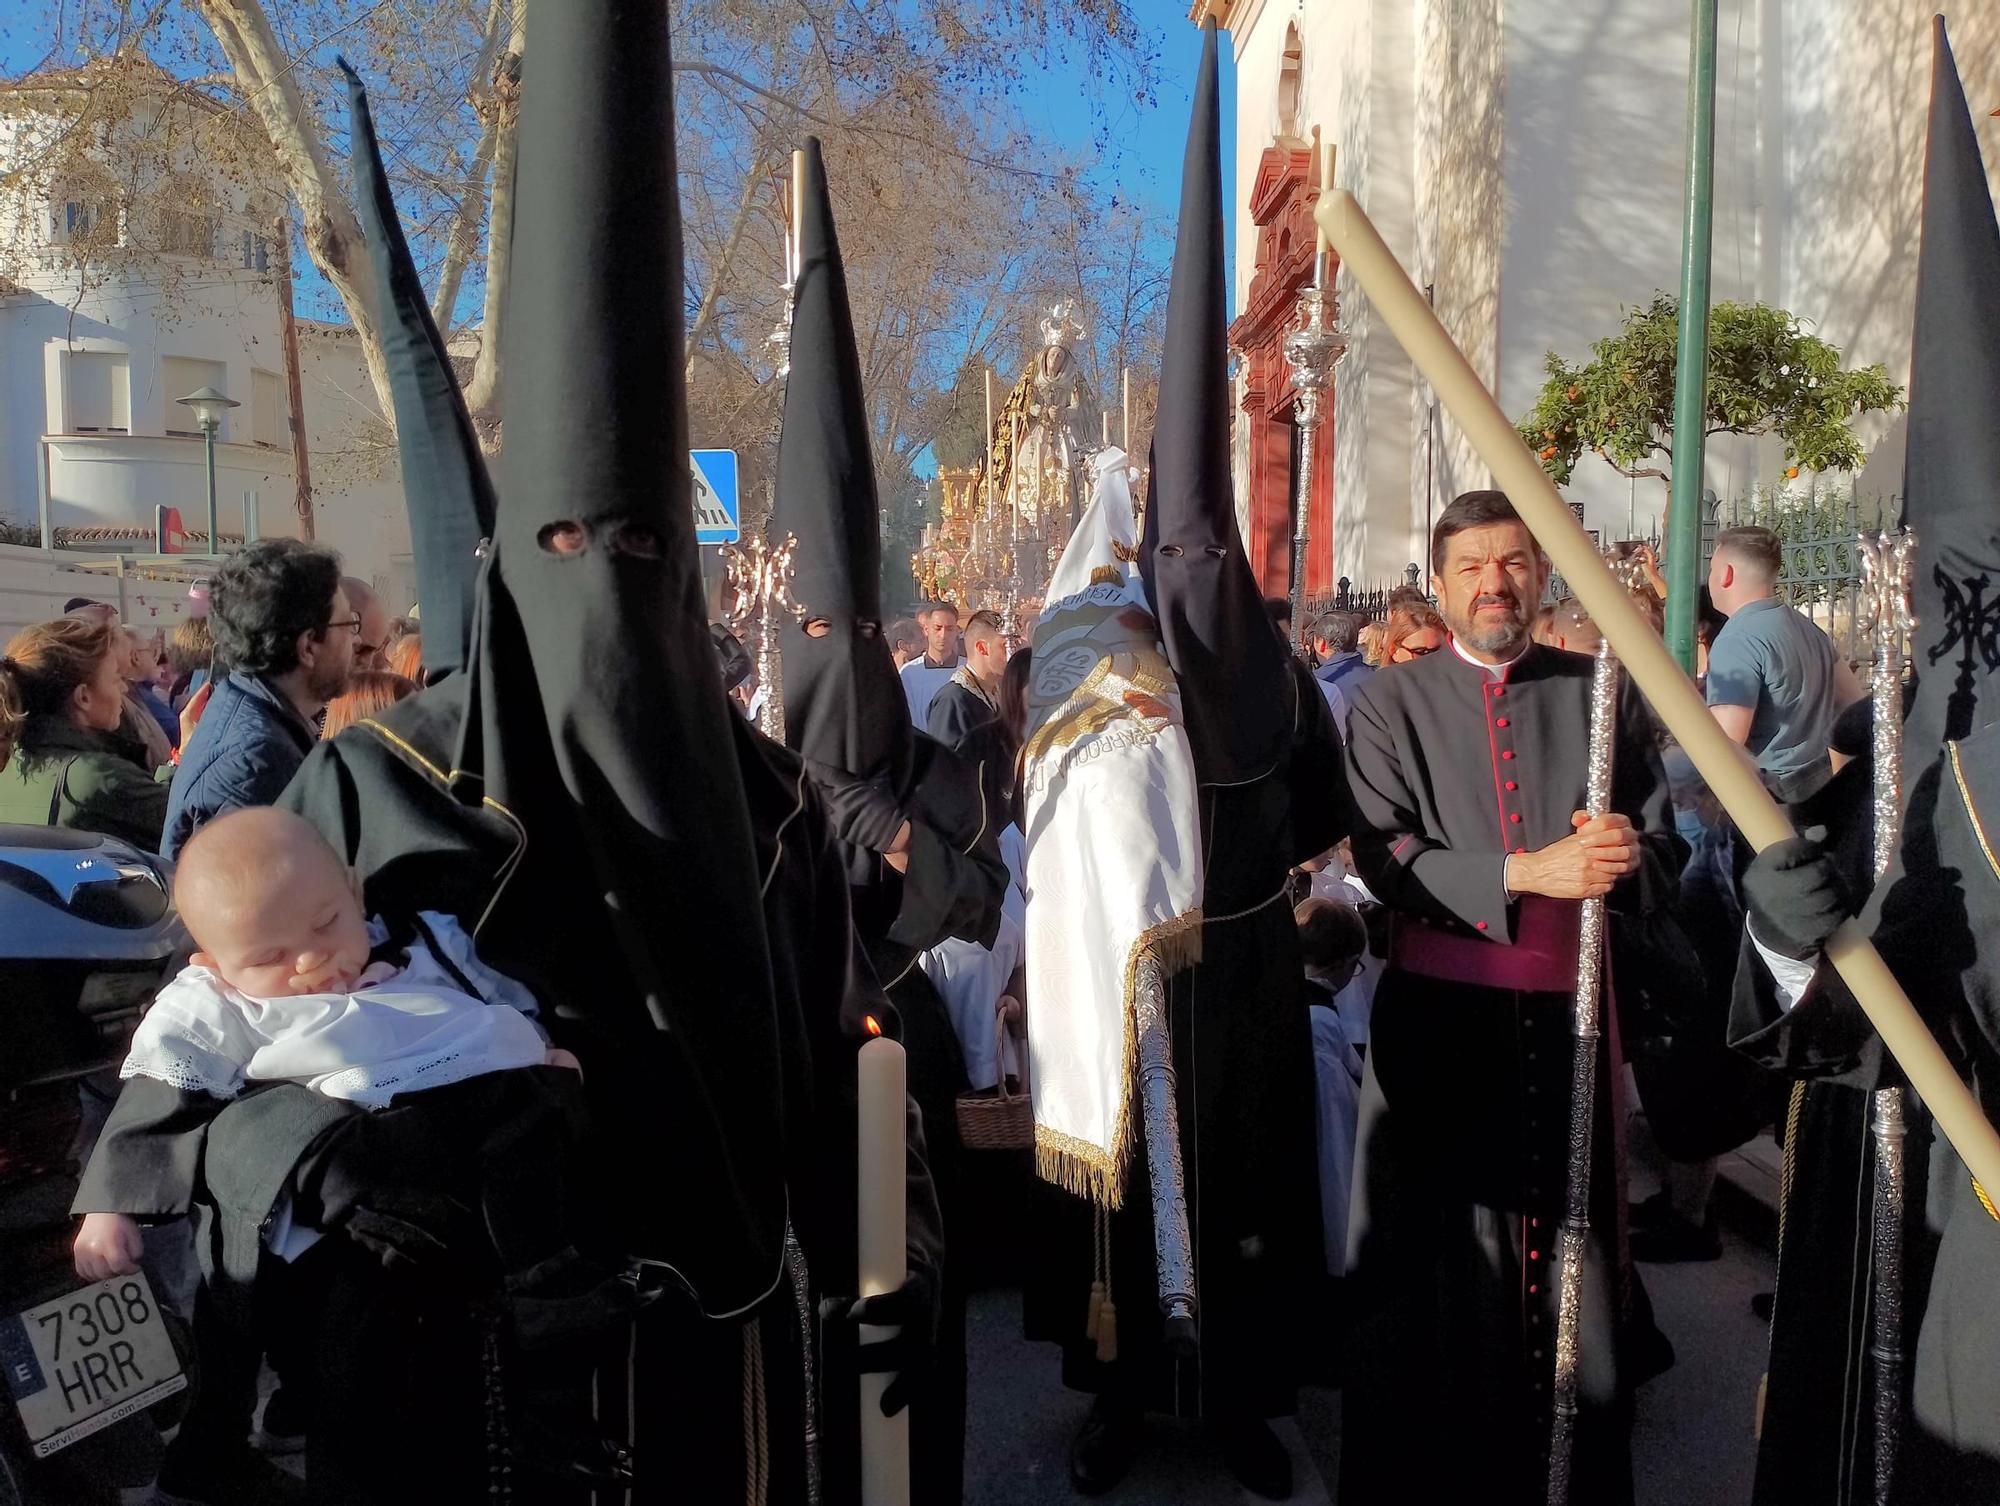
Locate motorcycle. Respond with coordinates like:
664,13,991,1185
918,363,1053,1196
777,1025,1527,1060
0,825,189,1505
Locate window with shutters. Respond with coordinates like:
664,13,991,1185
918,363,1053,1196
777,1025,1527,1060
67,352,131,433
252,368,283,448
163,356,230,438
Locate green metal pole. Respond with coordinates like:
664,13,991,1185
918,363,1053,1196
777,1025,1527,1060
1664,0,1718,674
204,424,220,559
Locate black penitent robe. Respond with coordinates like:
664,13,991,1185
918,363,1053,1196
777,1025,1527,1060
1341,643,1682,1506
1731,726,2000,1502
1026,659,1346,1420
282,683,940,1504
926,671,1011,826
1731,756,1936,1506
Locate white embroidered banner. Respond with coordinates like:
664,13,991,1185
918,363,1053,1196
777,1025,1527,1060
1023,450,1204,1206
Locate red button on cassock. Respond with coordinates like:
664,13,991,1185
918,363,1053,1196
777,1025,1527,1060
1502,750,1516,760
1510,812,1523,823
1475,921,1489,931
1505,780,1518,791
1493,686,1506,697
1495,717,1510,728
1514,846,1527,855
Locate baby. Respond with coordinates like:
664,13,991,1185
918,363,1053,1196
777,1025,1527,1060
75,804,575,1279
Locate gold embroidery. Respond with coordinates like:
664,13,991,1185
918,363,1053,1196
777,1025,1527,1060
355,718,527,937
1948,740,2000,885
1033,909,1205,1206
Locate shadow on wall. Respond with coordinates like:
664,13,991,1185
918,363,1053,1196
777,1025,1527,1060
1787,2,2000,389
1504,0,1778,526
1411,0,1504,529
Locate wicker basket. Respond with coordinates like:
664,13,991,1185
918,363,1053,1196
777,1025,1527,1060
956,1006,1033,1151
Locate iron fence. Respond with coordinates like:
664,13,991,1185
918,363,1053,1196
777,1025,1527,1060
1309,482,1897,662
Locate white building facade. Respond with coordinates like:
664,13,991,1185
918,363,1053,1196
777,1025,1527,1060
0,58,413,619
1217,0,2000,594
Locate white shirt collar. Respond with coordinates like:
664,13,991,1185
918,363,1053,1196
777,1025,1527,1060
1450,633,1531,679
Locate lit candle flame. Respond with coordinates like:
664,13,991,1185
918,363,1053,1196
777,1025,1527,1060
864,1015,884,1038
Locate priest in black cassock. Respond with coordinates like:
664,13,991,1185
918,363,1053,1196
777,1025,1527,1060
1026,21,1345,1500
1341,489,1681,1505
278,13,941,1500
770,136,1006,1506
1731,21,1999,1502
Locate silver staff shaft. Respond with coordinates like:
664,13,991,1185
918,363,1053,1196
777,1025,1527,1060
1133,954,1198,1356
755,594,786,742
1547,639,1620,1506
1864,529,1915,1505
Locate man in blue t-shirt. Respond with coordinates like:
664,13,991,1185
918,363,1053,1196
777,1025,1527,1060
1705,525,1862,804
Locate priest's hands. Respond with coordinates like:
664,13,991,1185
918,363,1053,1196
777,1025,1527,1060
1505,811,1641,900
1742,826,1850,961
74,1212,146,1281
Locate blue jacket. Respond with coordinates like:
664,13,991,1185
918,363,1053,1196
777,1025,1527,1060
1314,650,1374,736
162,671,319,860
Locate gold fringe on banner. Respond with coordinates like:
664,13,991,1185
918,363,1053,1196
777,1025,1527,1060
1034,909,1205,1207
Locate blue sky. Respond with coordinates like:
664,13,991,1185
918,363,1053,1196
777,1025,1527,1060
1025,15,1238,307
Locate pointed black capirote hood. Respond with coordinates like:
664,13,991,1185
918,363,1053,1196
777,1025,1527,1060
342,61,494,681
455,0,787,1312
1139,18,1291,783
1899,14,2000,762
773,138,916,792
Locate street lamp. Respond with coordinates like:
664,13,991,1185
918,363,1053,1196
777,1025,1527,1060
175,385,238,557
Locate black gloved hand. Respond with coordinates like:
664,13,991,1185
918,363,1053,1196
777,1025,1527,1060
819,1262,942,1417
1742,825,1851,961
335,1187,480,1277
812,768,908,857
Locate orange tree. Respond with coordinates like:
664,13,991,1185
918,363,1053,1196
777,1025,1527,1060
1518,293,1902,496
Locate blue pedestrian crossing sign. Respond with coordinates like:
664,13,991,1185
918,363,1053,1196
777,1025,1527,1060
691,450,740,544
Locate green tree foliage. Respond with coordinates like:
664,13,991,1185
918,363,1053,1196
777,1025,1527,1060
1517,294,1903,492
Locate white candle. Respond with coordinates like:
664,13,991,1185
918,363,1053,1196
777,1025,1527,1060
857,1029,908,1505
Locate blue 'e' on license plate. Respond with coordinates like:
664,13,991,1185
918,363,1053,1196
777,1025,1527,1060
1,1272,187,1458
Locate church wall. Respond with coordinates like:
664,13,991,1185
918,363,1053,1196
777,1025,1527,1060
1781,0,2000,489
1225,0,1998,595
1495,0,1770,545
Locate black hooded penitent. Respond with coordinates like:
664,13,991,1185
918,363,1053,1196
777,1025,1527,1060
449,0,789,1313
1138,18,1292,784
1899,15,2000,766
774,138,916,800
343,63,495,681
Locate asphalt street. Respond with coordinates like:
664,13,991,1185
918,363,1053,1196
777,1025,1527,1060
962,1161,1777,1505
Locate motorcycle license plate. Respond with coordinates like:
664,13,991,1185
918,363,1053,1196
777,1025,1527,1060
0,1273,186,1458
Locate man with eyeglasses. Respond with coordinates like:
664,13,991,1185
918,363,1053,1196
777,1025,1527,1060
164,538,357,860
341,574,393,673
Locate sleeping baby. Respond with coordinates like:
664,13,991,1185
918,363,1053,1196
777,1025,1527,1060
74,804,576,1279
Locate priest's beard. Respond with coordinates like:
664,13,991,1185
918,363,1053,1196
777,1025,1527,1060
1448,589,1531,656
